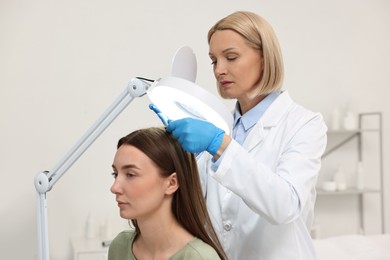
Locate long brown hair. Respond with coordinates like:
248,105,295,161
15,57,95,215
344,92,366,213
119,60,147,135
117,127,227,260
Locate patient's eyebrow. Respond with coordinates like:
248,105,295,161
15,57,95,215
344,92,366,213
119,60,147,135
112,164,140,171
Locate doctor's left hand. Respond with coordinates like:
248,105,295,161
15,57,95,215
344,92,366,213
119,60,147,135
166,118,225,155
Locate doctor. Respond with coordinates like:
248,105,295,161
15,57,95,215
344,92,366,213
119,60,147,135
156,11,327,260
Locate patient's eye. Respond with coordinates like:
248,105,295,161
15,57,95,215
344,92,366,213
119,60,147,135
126,172,136,178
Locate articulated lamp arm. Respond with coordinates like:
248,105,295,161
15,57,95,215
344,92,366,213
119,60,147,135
33,77,152,260
32,46,231,260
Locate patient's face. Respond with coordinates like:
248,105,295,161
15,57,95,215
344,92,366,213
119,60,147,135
110,144,169,220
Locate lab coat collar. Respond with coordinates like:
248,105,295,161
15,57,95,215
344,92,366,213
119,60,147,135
245,90,293,151
260,90,293,127
233,91,281,131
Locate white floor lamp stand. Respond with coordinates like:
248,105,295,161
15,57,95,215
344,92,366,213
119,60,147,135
34,77,152,260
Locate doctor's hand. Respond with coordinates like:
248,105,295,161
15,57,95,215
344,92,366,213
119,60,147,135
166,118,225,155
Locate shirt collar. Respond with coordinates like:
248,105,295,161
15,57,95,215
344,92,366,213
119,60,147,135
233,91,280,131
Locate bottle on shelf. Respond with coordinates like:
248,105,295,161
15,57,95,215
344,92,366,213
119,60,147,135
343,111,358,130
333,165,347,191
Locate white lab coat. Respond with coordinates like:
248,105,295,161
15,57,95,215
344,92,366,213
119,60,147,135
197,91,327,260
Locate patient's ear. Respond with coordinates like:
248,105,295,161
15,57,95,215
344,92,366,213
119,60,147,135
165,172,179,195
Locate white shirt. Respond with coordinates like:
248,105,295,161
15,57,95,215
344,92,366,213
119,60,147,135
198,91,327,260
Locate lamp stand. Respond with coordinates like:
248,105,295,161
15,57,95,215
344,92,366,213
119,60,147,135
34,77,152,260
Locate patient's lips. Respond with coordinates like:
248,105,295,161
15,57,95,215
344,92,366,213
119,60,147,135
116,200,127,208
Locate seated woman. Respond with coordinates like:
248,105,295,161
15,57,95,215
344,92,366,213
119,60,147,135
108,127,226,260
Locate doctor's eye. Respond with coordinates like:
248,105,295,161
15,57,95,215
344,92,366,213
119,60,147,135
227,56,237,61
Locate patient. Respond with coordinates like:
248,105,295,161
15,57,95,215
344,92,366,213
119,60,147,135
108,127,226,260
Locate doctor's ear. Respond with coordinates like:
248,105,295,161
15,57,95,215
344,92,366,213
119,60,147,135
165,172,179,195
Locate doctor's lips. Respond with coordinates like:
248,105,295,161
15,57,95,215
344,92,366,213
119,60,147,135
220,80,233,88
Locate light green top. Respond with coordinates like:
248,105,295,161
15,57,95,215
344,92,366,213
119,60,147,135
108,230,221,260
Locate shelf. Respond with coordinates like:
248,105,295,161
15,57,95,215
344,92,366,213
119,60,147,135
327,129,379,134
324,128,381,158
317,188,381,195
323,131,359,158
318,112,384,234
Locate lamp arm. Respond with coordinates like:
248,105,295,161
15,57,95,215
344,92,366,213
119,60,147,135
34,77,152,260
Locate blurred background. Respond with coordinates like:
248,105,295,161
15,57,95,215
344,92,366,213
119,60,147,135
0,1,389,259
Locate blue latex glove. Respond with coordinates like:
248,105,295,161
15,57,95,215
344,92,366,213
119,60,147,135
149,104,171,126
166,118,225,155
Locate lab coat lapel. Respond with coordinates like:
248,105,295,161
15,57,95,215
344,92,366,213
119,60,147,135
244,121,265,151
245,91,293,152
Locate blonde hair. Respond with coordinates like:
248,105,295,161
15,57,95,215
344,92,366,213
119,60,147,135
208,11,284,95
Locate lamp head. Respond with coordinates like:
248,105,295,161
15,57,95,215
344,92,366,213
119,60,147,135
147,77,232,135
147,46,233,135
170,46,197,82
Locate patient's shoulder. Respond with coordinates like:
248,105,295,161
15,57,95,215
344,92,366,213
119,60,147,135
108,229,136,260
171,237,221,260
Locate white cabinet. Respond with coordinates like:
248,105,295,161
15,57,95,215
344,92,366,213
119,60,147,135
315,112,384,236
71,237,108,260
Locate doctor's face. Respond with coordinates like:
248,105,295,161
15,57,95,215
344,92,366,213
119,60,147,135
209,29,264,101
110,144,172,220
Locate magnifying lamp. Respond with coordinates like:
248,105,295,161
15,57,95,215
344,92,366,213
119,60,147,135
147,77,232,134
34,46,232,260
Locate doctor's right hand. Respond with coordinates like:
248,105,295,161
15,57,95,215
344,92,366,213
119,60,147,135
166,118,225,155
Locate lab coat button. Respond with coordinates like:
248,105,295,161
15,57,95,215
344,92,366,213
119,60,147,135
223,222,232,231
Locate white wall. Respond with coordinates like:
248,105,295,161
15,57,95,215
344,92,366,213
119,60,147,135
1,1,389,259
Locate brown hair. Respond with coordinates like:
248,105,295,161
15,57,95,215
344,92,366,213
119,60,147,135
208,11,284,96
117,127,226,259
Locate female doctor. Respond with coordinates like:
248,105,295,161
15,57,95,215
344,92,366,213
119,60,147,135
154,11,327,260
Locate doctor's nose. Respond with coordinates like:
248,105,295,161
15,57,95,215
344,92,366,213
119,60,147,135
214,61,227,76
